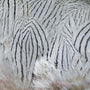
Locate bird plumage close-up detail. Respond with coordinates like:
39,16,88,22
0,0,90,90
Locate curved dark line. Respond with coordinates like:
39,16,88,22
20,30,30,81
7,0,10,33
73,10,78,24
14,0,16,19
79,15,82,26
22,22,32,34
32,22,44,56
56,6,64,25
79,29,90,53
72,51,75,61
30,0,41,8
3,13,6,35
35,20,49,58
66,45,69,70
22,26,38,64
55,35,61,69
11,29,20,50
50,34,55,44
38,0,48,18
22,5,24,15
44,0,52,17
29,32,34,68
61,10,75,21
27,1,29,16
42,2,56,24
63,31,72,39
69,17,71,27
61,41,65,70
50,35,57,57
84,12,87,23
11,20,24,51
51,17,56,28
22,21,44,55
31,0,41,13
33,2,42,17
22,31,30,40
22,20,45,56
22,19,49,58
85,37,90,62
14,31,21,66
45,20,50,28
64,24,72,35
51,4,61,20
30,26,38,60
63,34,78,63
74,22,90,46
20,37,24,82
25,33,30,67
63,35,75,52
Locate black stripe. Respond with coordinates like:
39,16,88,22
25,33,30,67
33,2,42,17
63,34,76,54
83,12,87,23
44,0,52,17
69,17,71,27
14,31,21,66
31,0,41,13
38,0,48,18
22,21,44,56
20,30,30,81
32,22,44,56
50,35,57,57
74,22,90,46
50,33,56,44
31,27,38,60
57,5,64,23
28,36,31,57
27,1,29,16
61,10,75,21
7,0,10,34
30,0,41,8
64,23,72,35
43,2,57,24
61,41,64,70
22,31,30,40
51,4,61,20
85,37,90,62
63,31,72,39
74,10,78,24
51,17,56,28
79,15,82,26
79,29,90,53
7,0,10,17
14,0,16,19
45,20,50,28
29,32,34,68
79,8,82,18
66,46,69,69
35,20,49,58
20,36,24,82
22,20,49,57
3,13,6,35
55,35,61,68
11,29,21,51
